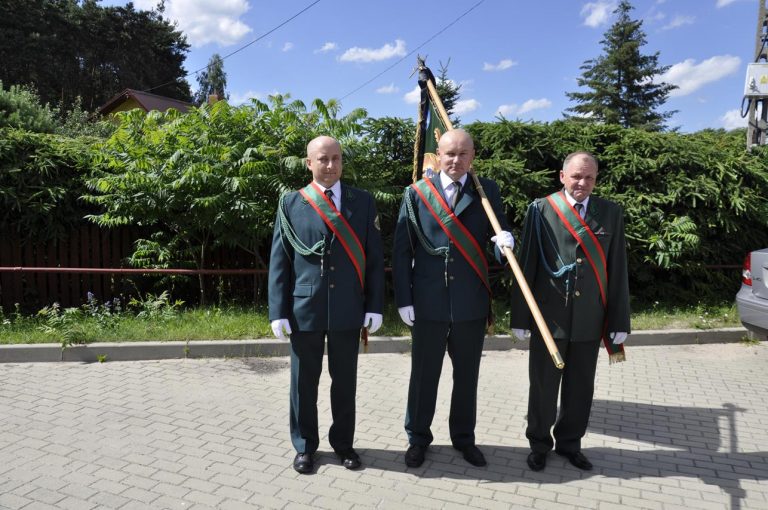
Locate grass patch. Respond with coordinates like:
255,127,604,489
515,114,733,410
0,299,742,345
630,301,739,330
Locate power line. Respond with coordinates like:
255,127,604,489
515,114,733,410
144,0,322,94
339,0,485,102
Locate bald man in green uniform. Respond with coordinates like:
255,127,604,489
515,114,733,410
392,129,514,468
268,136,385,474
510,151,630,472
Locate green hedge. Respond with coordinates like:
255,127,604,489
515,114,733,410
468,120,768,301
2,113,767,305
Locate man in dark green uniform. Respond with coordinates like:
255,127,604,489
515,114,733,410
392,129,514,468
510,151,630,472
268,136,385,474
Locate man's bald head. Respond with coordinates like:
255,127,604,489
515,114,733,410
306,136,343,188
437,129,475,181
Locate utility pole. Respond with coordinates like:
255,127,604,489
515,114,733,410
746,0,768,149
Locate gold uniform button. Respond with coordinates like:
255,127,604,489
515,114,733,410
449,258,455,262
574,290,580,297
330,266,335,271
576,258,583,264
449,275,455,280
330,284,335,289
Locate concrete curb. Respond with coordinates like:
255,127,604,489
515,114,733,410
0,327,750,363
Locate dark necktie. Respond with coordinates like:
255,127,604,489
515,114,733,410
325,189,338,211
450,181,462,210
574,202,584,218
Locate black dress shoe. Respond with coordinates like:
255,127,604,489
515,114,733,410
556,449,593,471
454,444,487,467
293,452,314,474
405,444,427,467
526,452,547,471
335,448,361,470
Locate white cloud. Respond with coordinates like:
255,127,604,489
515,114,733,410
483,59,517,72
147,0,252,48
661,15,695,30
721,109,746,130
518,98,552,114
282,42,294,52
581,1,617,28
453,99,480,115
376,83,399,94
496,98,552,117
404,86,421,104
314,42,337,54
716,0,738,7
339,39,406,63
228,90,263,105
660,55,741,96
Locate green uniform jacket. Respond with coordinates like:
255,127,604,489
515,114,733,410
509,195,630,340
268,184,385,332
392,175,508,323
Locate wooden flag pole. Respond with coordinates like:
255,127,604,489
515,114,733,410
424,79,564,369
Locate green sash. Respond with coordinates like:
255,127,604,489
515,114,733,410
547,191,625,362
411,179,490,292
299,183,365,289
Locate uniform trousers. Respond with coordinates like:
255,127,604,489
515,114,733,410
289,329,359,454
526,332,601,454
405,318,486,448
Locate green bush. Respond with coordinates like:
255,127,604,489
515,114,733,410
0,81,56,133
468,120,768,302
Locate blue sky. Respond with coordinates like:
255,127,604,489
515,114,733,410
116,0,756,132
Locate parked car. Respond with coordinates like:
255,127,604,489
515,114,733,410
736,248,768,340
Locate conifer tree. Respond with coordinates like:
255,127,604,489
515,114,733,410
565,0,677,131
195,54,228,105
435,59,462,126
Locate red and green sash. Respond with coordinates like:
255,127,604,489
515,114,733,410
410,179,490,292
299,182,365,289
547,191,625,362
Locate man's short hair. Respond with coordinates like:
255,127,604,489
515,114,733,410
562,151,598,172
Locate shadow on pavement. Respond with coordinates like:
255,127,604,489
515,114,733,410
355,399,766,510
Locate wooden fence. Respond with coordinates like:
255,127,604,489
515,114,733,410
0,226,266,311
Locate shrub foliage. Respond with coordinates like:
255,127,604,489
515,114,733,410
2,107,767,305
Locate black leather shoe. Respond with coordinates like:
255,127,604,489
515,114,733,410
405,444,427,467
293,452,314,474
335,448,361,470
526,452,547,471
556,449,593,471
454,444,486,467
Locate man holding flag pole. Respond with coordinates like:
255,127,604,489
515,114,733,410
392,59,515,468
510,151,630,472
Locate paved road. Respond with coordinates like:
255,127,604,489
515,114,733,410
1,342,766,509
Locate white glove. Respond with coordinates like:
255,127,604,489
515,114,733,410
398,306,415,326
610,332,627,345
363,313,383,334
491,231,515,250
271,318,292,339
512,328,530,341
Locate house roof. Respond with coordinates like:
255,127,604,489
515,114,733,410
98,88,194,116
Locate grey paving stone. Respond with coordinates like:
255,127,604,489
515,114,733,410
0,342,765,509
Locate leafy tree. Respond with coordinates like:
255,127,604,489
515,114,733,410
194,54,228,106
0,127,95,240
0,81,56,133
435,59,462,126
0,0,191,111
564,0,677,131
52,97,116,139
84,97,367,304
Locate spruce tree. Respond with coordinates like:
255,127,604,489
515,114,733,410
435,59,462,126
195,54,228,106
565,0,677,131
